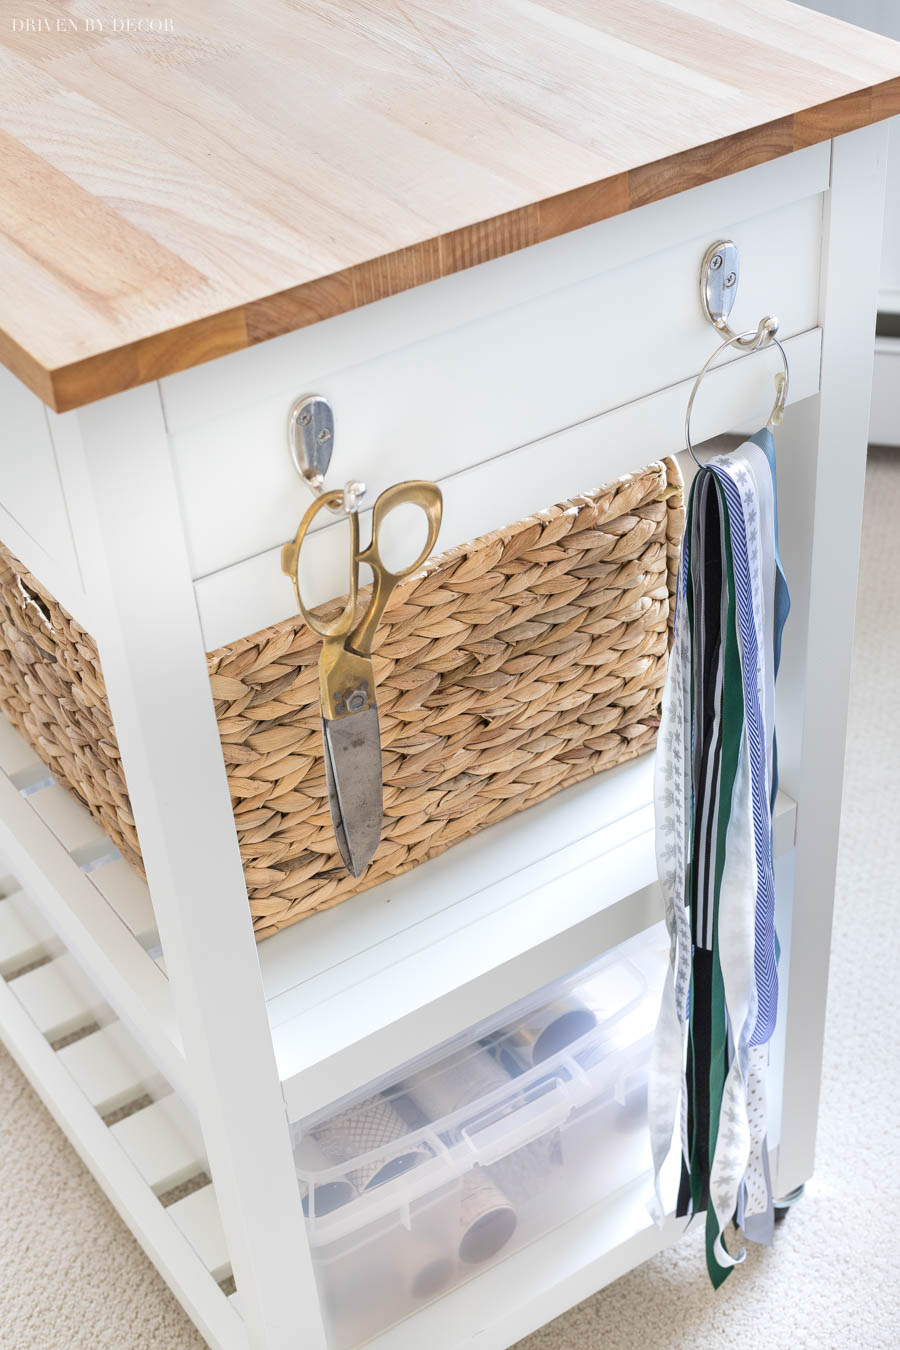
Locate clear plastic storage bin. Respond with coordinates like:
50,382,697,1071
292,925,668,1349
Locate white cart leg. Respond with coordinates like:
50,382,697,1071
52,384,327,1350
774,122,889,1198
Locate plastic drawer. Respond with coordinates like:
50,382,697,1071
291,925,668,1349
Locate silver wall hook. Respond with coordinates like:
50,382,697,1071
699,240,779,350
686,238,791,467
287,394,366,514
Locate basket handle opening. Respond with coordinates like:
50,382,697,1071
16,577,54,634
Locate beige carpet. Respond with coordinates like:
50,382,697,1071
2,449,899,1349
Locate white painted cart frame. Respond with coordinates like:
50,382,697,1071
0,123,888,1350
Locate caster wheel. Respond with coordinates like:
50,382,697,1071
773,1183,805,1224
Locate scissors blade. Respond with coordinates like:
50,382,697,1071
321,708,384,877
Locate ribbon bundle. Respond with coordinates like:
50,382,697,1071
649,428,789,1285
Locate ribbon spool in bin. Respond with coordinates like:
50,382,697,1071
408,1248,456,1301
486,996,597,1074
299,1111,457,1305
404,1043,518,1119
291,1131,357,1219
440,1049,565,1211
402,1047,525,1262
311,1095,432,1192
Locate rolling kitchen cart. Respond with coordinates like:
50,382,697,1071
0,4,898,1348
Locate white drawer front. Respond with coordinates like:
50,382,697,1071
195,326,821,651
168,147,827,593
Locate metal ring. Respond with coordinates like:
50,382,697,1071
684,329,790,467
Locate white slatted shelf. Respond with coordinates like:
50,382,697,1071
0,886,57,976
169,1185,232,1284
9,953,107,1041
0,887,228,1323
0,717,43,777
111,1095,208,1196
0,716,187,1098
0,888,244,1350
25,781,108,853
57,1021,165,1116
0,721,158,946
86,857,160,950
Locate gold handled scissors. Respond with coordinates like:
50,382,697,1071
282,481,443,876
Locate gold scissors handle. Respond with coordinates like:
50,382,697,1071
281,489,361,640
282,480,442,716
348,480,442,656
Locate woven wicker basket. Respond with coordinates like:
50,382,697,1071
0,457,683,939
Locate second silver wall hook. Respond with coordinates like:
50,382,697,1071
699,240,778,350
686,237,791,465
287,394,366,514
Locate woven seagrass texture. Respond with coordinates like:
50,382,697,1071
0,457,683,939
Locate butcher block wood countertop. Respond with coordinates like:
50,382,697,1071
3,1,900,412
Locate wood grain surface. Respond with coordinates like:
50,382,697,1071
2,0,900,411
